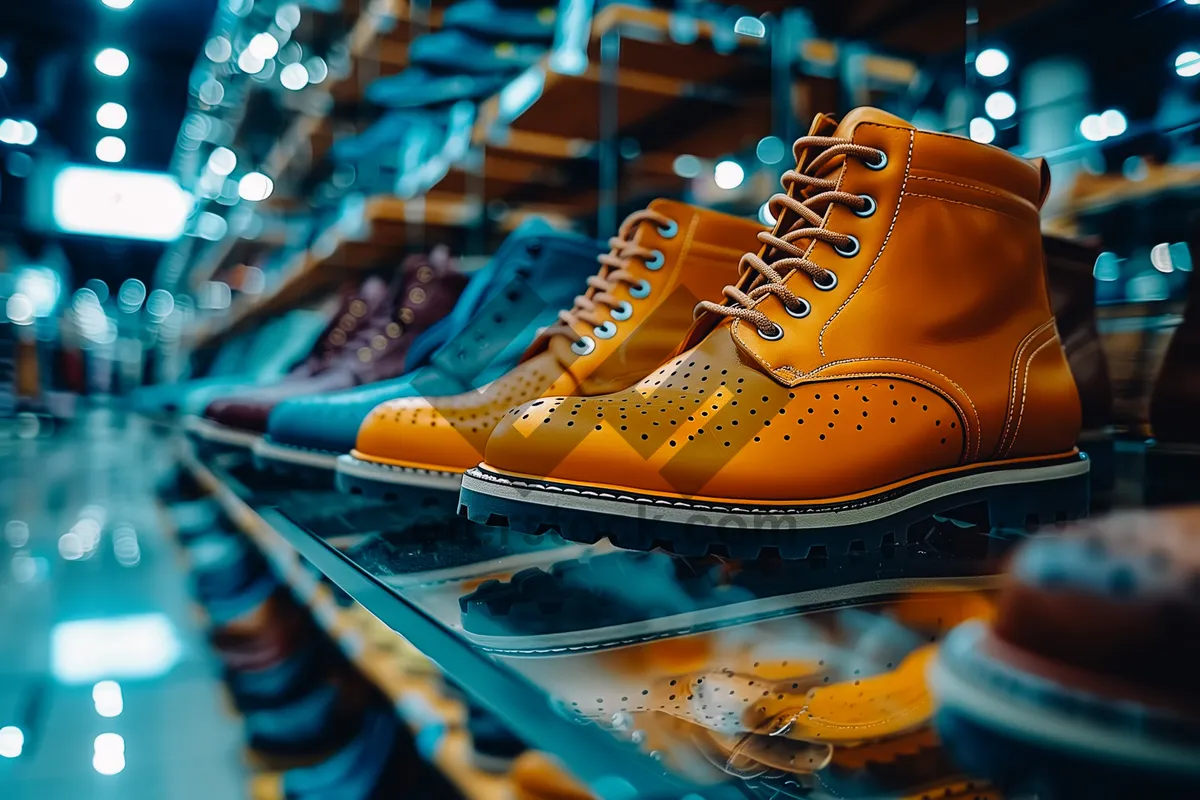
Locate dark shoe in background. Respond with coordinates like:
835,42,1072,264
192,251,467,453
931,507,1200,800
1148,223,1200,504
1043,234,1117,509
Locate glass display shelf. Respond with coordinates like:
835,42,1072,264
181,440,1030,800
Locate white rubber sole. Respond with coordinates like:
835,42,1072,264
184,415,263,450
462,457,1091,531
464,575,1002,655
253,438,339,471
336,453,463,492
382,542,599,589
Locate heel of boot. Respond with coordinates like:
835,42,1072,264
986,459,1091,534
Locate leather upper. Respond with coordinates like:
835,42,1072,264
482,108,1082,502
263,219,608,454
351,200,766,472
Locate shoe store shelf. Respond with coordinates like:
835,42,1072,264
177,444,757,800
263,0,442,186
191,193,479,350
179,445,518,800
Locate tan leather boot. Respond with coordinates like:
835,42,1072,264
1043,234,1115,509
337,200,766,508
462,107,1090,558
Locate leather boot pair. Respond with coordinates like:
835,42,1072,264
188,252,467,453
460,107,1090,558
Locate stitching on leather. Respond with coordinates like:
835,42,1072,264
1005,336,1059,458
819,129,915,358
902,192,1031,223
783,356,980,461
908,174,1010,199
908,175,1041,216
997,320,1055,457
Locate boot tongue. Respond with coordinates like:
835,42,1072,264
831,106,914,137
807,113,838,136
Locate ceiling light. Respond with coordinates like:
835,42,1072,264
672,154,701,179
1101,109,1127,137
197,78,224,106
207,146,237,176
248,32,280,60
758,201,776,226
95,48,129,77
755,135,786,164
1177,50,1200,77
275,3,301,31
0,119,22,144
17,121,36,146
304,56,327,84
102,0,135,8
237,49,265,75
280,62,308,91
0,56,7,80
0,727,23,759
96,136,126,163
204,36,231,63
238,171,273,201
969,117,996,144
1187,0,1200,5
975,48,1009,78
96,102,127,130
714,160,745,190
1151,243,1175,273
1080,114,1106,142
984,91,1016,120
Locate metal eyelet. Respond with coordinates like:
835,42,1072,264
784,298,811,318
854,195,876,218
756,322,784,341
866,150,888,171
813,270,838,291
571,336,596,356
834,235,860,258
629,280,652,299
644,250,665,271
593,321,617,339
657,220,678,239
610,301,633,321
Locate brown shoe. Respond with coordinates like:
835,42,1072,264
1043,234,1116,509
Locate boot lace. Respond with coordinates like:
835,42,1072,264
542,208,676,352
696,135,886,338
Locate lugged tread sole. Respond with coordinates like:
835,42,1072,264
458,454,1091,560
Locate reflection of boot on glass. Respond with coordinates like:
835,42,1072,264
1148,221,1200,504
463,107,1091,558
1043,234,1116,510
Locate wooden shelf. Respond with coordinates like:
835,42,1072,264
192,194,478,350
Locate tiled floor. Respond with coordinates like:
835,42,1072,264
0,408,246,799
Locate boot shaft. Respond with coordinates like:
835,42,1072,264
725,109,1080,463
